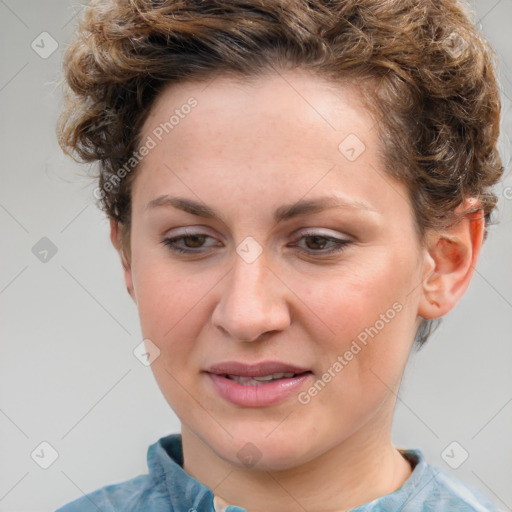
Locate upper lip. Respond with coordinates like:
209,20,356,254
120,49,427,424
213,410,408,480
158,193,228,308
206,361,311,377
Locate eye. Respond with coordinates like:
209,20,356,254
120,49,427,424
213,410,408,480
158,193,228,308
161,229,351,257
161,232,221,254
291,231,351,256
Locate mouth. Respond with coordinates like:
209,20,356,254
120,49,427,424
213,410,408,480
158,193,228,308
206,360,312,377
204,361,314,407
221,371,311,386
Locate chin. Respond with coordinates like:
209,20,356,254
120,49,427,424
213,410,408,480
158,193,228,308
209,428,315,471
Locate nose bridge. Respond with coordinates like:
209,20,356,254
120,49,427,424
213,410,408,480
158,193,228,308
212,245,290,342
231,247,268,300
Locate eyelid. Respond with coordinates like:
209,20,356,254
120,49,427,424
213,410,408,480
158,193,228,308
164,225,218,238
296,227,350,237
164,227,350,242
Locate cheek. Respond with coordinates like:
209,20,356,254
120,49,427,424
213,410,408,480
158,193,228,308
313,255,412,327
131,251,210,344
306,252,419,376
131,256,212,409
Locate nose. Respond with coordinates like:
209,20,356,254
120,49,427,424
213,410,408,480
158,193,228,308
211,248,291,343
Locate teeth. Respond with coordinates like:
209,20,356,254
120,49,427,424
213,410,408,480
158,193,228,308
226,372,298,385
253,375,275,381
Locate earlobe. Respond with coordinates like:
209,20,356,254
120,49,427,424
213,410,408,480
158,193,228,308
418,202,484,319
109,218,136,303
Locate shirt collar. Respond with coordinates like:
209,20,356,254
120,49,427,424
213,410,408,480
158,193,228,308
350,448,432,511
148,433,217,512
148,434,429,512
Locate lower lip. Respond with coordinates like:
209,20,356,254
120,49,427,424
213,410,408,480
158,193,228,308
206,372,314,407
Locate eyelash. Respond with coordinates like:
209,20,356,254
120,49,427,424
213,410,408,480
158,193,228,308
161,231,351,256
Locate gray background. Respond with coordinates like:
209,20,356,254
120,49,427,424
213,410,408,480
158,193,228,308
0,1,511,511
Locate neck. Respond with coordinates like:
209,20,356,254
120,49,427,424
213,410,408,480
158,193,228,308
181,417,412,512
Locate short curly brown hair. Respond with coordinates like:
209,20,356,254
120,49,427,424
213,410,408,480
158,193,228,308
57,0,503,347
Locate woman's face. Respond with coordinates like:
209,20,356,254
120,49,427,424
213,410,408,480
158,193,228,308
121,71,429,469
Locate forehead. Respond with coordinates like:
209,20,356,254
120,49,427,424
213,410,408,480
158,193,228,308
139,70,376,155
139,71,373,158
131,71,409,225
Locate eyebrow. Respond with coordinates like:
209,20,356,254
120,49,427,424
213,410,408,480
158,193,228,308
145,195,377,223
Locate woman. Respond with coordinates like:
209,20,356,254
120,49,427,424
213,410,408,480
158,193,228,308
55,0,504,510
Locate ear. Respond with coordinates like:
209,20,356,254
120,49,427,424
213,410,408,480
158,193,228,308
109,218,136,303
418,200,485,319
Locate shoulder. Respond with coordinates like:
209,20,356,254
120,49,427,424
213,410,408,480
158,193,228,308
54,473,171,512
425,465,503,512
54,434,197,512
401,451,503,512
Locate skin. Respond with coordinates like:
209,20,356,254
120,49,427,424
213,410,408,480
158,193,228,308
110,70,484,512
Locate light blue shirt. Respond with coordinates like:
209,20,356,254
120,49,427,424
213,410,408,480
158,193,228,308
55,433,502,511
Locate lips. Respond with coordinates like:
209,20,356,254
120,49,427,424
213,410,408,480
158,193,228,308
206,360,312,378
205,361,314,407
226,372,299,385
